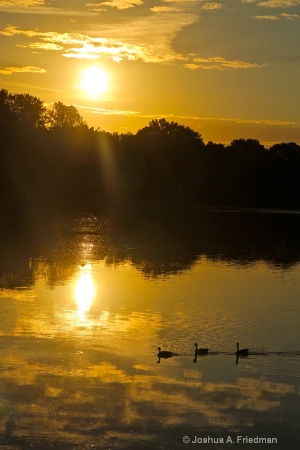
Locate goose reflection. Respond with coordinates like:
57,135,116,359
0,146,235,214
235,342,249,365
75,263,95,317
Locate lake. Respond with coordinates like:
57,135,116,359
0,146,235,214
0,206,300,449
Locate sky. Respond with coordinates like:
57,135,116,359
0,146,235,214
0,0,299,146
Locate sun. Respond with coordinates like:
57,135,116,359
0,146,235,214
81,67,108,97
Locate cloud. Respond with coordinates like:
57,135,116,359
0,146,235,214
150,6,180,12
202,2,223,10
17,42,64,50
0,0,45,6
63,41,142,62
86,2,107,11
254,12,299,18
0,2,99,15
279,12,300,18
86,1,105,5
0,65,47,74
243,0,300,6
254,14,279,18
257,0,300,7
185,56,264,70
76,105,140,115
184,63,201,69
162,0,203,2
222,59,264,68
0,25,141,62
184,63,221,70
91,13,198,62
0,24,38,37
0,9,199,63
96,0,143,9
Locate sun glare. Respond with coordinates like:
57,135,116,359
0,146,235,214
75,264,95,317
81,67,108,97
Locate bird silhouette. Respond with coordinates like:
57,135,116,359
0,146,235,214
157,347,175,359
194,342,209,355
236,342,249,356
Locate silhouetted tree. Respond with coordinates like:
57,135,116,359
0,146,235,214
12,92,47,130
47,102,87,129
0,89,13,129
227,138,265,154
0,89,47,132
269,142,300,162
206,141,225,151
136,118,203,142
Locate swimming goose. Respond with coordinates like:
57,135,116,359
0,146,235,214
236,342,249,356
194,343,209,355
157,347,174,359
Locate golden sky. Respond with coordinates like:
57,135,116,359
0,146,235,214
0,0,299,145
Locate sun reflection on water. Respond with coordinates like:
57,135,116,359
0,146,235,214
75,264,95,317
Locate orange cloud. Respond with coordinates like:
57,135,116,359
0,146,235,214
150,6,180,12
0,24,38,37
76,105,140,116
17,42,64,50
202,2,223,10
0,65,47,74
258,0,299,7
97,0,143,9
0,0,45,6
186,56,264,70
254,14,279,19
279,12,300,18
0,11,198,63
254,12,300,19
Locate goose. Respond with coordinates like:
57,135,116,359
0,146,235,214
236,342,249,356
194,342,209,355
157,347,174,359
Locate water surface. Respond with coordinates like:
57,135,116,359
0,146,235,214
0,208,299,449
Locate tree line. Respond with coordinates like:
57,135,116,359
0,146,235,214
1,89,300,222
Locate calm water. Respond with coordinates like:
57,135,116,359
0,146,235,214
0,207,300,449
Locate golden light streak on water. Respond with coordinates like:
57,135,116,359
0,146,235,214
74,263,95,317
